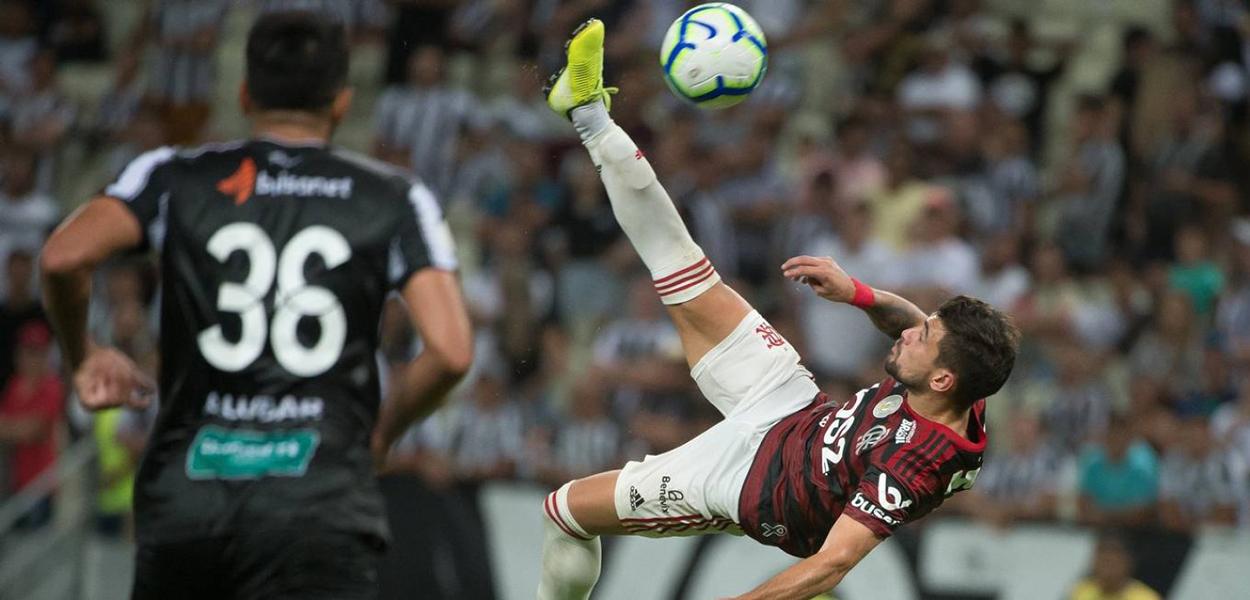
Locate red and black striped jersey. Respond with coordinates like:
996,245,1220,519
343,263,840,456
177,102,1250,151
738,378,987,557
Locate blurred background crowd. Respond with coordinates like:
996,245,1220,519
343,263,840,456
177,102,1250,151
1,0,1250,593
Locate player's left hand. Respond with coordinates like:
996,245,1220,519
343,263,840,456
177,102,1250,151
781,255,854,304
73,346,155,411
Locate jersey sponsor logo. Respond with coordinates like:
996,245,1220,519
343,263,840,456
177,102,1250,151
760,522,787,538
255,170,353,199
855,424,892,455
629,486,645,511
185,425,320,480
873,394,904,418
204,391,325,423
217,157,257,205
658,476,683,514
896,419,916,444
755,323,786,349
877,473,913,511
215,157,354,204
850,491,903,526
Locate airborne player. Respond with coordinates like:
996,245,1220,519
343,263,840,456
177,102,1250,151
537,20,1019,600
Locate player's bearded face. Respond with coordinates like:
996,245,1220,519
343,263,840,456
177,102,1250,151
884,323,936,389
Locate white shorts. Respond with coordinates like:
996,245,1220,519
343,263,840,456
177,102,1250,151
613,311,819,537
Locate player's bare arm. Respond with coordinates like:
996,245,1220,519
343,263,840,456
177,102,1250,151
41,196,155,410
729,516,881,600
782,255,927,338
371,268,473,467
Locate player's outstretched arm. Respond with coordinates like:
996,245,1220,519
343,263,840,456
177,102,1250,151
727,515,881,600
42,196,155,411
371,268,473,468
782,255,926,338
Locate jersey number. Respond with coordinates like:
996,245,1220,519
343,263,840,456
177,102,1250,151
197,223,351,377
820,388,868,474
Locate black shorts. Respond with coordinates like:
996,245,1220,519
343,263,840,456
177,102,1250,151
132,529,384,600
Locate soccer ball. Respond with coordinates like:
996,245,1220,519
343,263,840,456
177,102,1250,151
660,3,768,109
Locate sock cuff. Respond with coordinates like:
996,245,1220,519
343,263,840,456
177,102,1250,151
545,483,592,540
653,256,720,305
571,102,612,146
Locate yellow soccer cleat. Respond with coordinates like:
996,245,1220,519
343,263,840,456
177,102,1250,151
544,18,617,118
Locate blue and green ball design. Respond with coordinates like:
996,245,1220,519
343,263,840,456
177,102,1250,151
660,3,768,109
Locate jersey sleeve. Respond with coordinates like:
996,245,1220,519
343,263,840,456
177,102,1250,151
103,146,177,250
846,461,938,538
389,182,458,289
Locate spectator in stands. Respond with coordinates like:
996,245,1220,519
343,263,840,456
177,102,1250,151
92,50,145,149
0,250,46,389
869,140,932,253
959,413,1063,527
447,373,522,483
1052,95,1125,270
1078,414,1159,528
373,44,481,198
7,48,75,192
0,0,37,96
46,0,107,63
1021,341,1115,451
971,19,1071,146
1068,533,1162,600
138,0,230,145
537,373,621,486
591,276,691,454
973,232,1030,311
1212,380,1250,477
1168,224,1224,316
1217,220,1250,372
1138,88,1237,262
92,406,145,537
0,322,63,529
899,190,980,308
980,120,1040,236
1158,417,1243,532
0,149,59,294
792,195,898,382
256,0,390,39
1129,291,1204,402
830,115,887,206
546,153,630,333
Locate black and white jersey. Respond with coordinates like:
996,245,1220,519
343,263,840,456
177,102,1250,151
106,139,456,544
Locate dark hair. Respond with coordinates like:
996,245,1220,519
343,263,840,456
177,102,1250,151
935,296,1020,406
246,11,348,111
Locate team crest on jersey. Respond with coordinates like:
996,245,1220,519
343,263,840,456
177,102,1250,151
895,419,916,444
873,394,904,418
855,424,892,455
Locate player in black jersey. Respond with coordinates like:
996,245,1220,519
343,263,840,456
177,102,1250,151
40,12,472,600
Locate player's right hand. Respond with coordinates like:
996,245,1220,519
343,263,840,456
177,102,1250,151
781,255,855,304
73,346,155,411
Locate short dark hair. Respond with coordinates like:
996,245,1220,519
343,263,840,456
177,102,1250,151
935,296,1020,406
246,11,348,111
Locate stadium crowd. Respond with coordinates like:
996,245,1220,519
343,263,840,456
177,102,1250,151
0,0,1248,582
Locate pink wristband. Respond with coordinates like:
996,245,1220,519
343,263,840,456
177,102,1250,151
850,278,875,308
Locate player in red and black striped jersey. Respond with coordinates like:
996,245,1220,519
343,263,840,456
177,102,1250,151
538,20,1020,600
738,376,989,558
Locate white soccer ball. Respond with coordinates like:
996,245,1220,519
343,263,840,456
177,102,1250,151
660,3,768,109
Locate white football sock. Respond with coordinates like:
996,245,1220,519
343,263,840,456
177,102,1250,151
572,105,720,305
538,483,602,600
